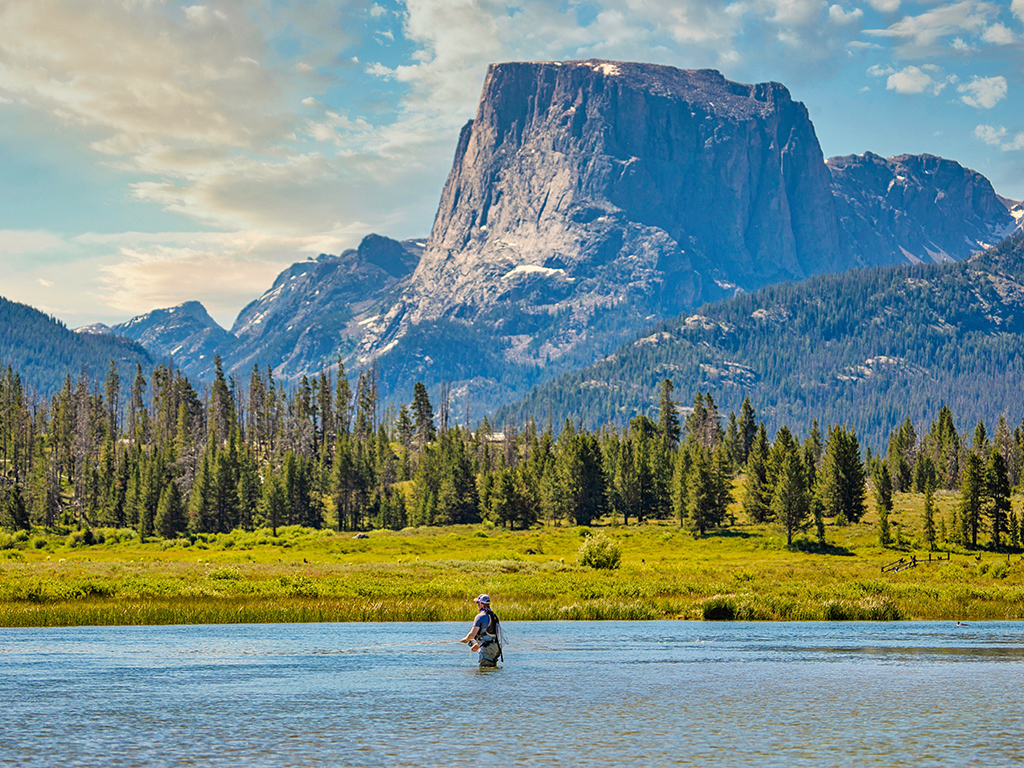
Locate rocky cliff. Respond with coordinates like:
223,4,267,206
99,61,1020,413
109,301,233,380
828,152,1016,266
365,61,846,368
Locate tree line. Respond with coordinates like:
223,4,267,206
1,357,1022,553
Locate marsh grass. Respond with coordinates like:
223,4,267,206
2,489,1023,626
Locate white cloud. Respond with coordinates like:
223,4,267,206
981,22,1014,45
866,0,900,10
1013,0,1024,23
975,124,1007,144
829,4,864,24
886,65,935,93
86,229,370,324
958,75,1007,108
865,1,999,56
0,229,68,255
975,124,1024,151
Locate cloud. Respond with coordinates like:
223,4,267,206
975,124,1024,151
981,22,1014,44
865,1,1000,56
829,4,864,24
87,229,373,324
0,0,375,236
0,229,69,255
885,65,936,93
866,0,901,11
958,75,1007,108
975,124,1007,144
1014,0,1024,23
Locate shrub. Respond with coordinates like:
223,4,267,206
702,596,736,620
576,533,620,569
209,566,242,581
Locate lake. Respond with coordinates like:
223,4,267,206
2,620,1023,767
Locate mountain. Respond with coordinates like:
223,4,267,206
81,234,425,383
496,231,1024,450
93,61,1018,416
828,151,1019,266
228,234,422,380
358,60,1015,407
98,301,236,381
0,296,152,395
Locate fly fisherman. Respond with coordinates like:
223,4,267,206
460,594,502,667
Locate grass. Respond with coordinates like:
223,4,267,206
1,490,1023,627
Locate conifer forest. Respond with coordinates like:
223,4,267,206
1,355,1022,554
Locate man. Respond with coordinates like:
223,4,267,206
460,593,502,667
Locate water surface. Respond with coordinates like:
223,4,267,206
2,621,1022,767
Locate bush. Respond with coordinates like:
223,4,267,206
702,596,736,620
576,533,620,569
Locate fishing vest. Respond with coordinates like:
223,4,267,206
478,608,499,645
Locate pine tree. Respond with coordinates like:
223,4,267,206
411,382,435,448
986,448,1011,551
2,485,30,531
772,447,809,546
257,469,285,536
817,425,867,523
922,486,937,551
737,397,757,465
657,379,680,449
878,503,891,548
742,423,771,523
686,444,715,536
959,452,984,548
155,480,187,539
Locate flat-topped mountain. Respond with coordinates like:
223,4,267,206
73,61,1020,414
358,60,1015,404
364,61,849,365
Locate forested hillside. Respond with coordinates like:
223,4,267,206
0,296,152,395
1,346,1022,559
499,232,1024,450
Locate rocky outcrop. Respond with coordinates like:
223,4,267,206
100,61,1021,414
373,61,845,366
828,152,1015,266
109,301,234,380
229,235,422,379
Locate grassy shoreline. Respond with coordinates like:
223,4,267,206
3,492,1023,627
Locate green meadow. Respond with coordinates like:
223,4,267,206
2,489,1023,627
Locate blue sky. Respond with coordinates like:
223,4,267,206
1,0,1022,328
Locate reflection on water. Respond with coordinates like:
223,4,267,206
2,621,1023,767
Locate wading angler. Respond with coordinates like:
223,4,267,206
460,594,502,668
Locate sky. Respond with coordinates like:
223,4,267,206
1,0,1023,330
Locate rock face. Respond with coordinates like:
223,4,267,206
104,235,422,382
371,61,846,367
103,61,1020,413
229,235,422,379
110,301,233,380
828,152,1016,266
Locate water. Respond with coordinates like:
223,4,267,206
2,621,1023,767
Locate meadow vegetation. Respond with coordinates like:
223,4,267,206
3,488,1022,627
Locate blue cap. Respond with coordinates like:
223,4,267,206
474,594,491,605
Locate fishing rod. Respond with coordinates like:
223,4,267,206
324,639,462,653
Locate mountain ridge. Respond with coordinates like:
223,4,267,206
65,60,1023,418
